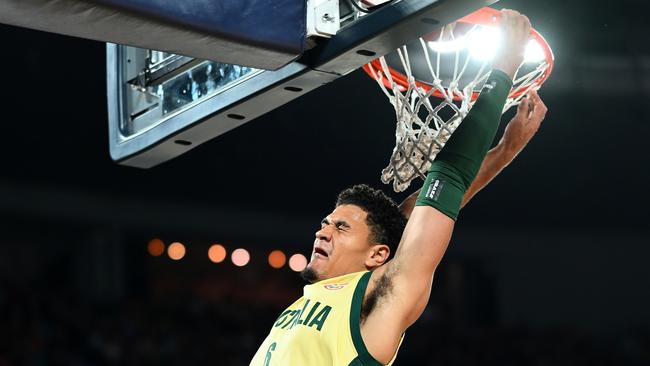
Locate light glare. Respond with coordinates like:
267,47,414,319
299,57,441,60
168,242,186,260
147,238,165,257
427,26,501,61
208,244,227,263
289,254,308,272
427,27,546,63
467,27,501,61
524,40,545,63
427,37,468,53
268,250,287,269
231,248,250,267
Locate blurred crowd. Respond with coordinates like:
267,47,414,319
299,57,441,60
1,278,648,366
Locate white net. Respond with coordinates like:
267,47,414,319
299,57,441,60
367,23,550,192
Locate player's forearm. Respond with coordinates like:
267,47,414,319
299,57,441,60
393,69,512,273
399,143,514,218
460,141,515,207
381,12,532,336
389,70,512,322
414,69,513,220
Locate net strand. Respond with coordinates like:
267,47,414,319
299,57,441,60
372,23,550,192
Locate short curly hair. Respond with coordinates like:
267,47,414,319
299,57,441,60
335,184,407,259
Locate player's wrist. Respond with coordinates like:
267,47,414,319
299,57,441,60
491,61,519,80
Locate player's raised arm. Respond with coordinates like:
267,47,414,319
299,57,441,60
398,89,548,219
361,10,533,364
392,8,531,318
461,89,547,206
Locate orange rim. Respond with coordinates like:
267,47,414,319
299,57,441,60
362,7,555,102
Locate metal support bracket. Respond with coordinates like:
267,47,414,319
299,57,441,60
307,0,341,38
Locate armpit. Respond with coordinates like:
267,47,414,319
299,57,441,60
361,267,395,322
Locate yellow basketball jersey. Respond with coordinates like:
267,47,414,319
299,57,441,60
249,270,401,366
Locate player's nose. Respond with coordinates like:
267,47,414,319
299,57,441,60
315,227,332,242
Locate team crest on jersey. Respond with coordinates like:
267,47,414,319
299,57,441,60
323,283,348,290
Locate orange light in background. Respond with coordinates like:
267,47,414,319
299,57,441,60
147,238,165,256
289,254,307,272
231,248,250,267
168,242,186,260
208,244,227,263
268,250,286,269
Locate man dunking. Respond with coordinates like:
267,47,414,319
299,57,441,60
250,9,548,366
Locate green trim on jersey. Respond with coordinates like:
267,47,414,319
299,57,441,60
348,358,367,366
348,271,383,366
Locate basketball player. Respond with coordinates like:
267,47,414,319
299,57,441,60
250,9,547,366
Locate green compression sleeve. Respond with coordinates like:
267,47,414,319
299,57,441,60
416,69,513,220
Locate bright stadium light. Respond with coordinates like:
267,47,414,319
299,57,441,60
289,254,307,272
208,244,227,263
427,26,500,60
167,242,186,260
426,36,468,53
524,40,545,63
428,26,545,63
268,250,287,269
467,26,501,60
147,238,165,257
231,248,250,267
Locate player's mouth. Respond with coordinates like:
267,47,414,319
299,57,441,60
313,247,329,259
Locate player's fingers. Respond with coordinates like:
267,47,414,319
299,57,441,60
501,9,519,27
528,90,543,109
520,97,535,120
517,95,529,114
527,96,536,119
502,10,526,30
502,8,521,17
529,91,548,121
530,90,546,111
528,89,541,103
521,15,531,33
500,9,511,27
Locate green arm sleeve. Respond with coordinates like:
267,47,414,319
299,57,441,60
416,69,513,220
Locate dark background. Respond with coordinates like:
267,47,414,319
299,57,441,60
1,0,649,365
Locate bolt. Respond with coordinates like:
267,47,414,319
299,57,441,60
322,13,335,23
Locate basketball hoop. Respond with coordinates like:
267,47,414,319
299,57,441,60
363,7,554,192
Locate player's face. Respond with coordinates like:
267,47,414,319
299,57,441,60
304,204,374,282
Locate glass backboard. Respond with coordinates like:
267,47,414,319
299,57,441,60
107,0,496,168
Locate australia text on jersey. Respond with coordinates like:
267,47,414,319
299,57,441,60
273,299,332,332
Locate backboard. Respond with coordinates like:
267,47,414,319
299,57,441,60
103,0,498,167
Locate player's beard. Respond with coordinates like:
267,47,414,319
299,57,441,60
300,265,319,283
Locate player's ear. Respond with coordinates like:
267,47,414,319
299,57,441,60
366,244,390,268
